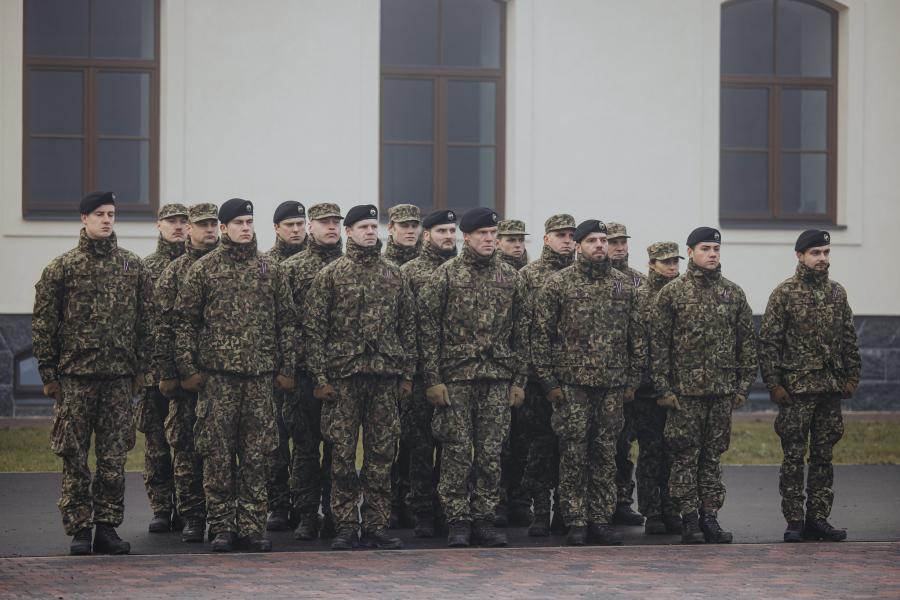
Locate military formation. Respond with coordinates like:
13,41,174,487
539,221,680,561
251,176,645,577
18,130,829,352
33,191,860,555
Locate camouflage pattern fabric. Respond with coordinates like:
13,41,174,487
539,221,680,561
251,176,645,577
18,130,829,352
384,237,420,267
266,235,309,263
774,393,844,522
52,377,136,535
498,249,528,270
432,380,510,523
498,403,531,515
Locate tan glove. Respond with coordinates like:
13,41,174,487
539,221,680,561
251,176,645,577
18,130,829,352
770,385,791,407
623,386,636,403
508,385,525,408
425,384,451,407
398,380,413,401
159,378,179,399
842,379,858,399
43,381,61,402
181,373,205,393
313,383,337,402
275,374,295,392
546,387,565,405
657,393,681,411
732,394,746,410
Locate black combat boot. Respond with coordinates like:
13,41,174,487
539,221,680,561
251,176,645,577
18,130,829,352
588,522,624,545
182,519,206,543
803,517,847,542
413,513,435,538
663,513,683,535
293,513,319,540
528,513,551,537
330,528,359,550
237,533,272,552
473,519,508,547
643,514,667,535
509,505,533,527
362,527,404,550
266,507,290,531
148,510,172,533
784,521,804,543
550,511,568,535
211,531,236,552
93,523,130,555
70,528,92,556
566,525,588,546
493,505,509,528
680,512,705,544
447,521,471,548
611,503,644,526
699,512,733,544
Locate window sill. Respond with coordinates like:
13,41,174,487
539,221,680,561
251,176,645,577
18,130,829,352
719,220,847,231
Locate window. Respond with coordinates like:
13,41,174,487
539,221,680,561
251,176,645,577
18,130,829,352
380,0,505,217
23,0,160,219
14,352,43,397
720,0,837,225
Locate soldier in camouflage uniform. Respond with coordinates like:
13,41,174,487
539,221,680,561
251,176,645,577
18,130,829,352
418,207,529,548
282,202,344,540
305,204,416,550
636,241,683,535
154,203,220,543
520,214,576,537
494,219,532,527
138,203,188,533
399,209,459,538
264,200,308,531
533,219,645,546
606,222,649,527
651,227,757,544
759,229,860,543
174,198,296,552
33,191,151,555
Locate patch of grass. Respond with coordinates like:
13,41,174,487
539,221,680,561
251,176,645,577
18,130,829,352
0,426,146,473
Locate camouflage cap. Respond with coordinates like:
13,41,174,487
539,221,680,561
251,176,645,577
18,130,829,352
647,241,684,261
606,222,630,240
497,219,529,236
544,214,576,233
158,203,189,220
188,203,219,223
388,203,421,223
307,202,343,221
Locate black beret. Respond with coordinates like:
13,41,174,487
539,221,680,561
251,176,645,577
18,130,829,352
218,198,254,224
80,191,116,214
795,229,831,252
344,204,378,227
573,219,608,243
686,226,721,248
459,207,499,233
273,201,306,224
422,209,457,230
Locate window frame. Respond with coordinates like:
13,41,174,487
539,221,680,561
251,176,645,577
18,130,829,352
21,0,161,221
13,350,43,398
719,0,838,226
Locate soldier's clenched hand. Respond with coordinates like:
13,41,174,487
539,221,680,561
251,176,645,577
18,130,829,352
159,378,179,398
842,379,858,399
426,384,450,407
732,394,746,410
623,387,636,403
275,374,295,392
546,387,565,405
313,383,337,401
398,380,413,401
508,385,525,408
43,381,61,402
657,393,681,411
181,373,205,393
769,385,791,406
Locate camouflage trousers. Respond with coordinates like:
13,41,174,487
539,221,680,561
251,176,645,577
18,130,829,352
498,401,531,514
285,373,333,517
552,385,624,527
614,400,637,507
321,375,400,531
433,380,510,524
774,393,844,522
267,389,292,512
194,372,277,537
400,377,442,516
135,386,174,515
521,381,558,515
664,395,732,516
52,376,136,536
632,391,676,518
164,390,205,520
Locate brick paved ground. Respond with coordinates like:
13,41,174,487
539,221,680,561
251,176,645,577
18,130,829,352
0,541,897,599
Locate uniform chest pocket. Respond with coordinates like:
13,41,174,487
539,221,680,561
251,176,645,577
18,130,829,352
673,301,706,356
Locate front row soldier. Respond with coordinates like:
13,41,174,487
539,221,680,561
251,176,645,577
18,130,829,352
419,207,528,548
34,191,151,555
399,209,460,538
154,203,220,543
759,230,860,543
304,204,415,550
651,227,758,544
174,198,297,552
533,220,645,546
